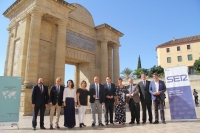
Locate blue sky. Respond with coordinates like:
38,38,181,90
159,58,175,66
0,0,200,83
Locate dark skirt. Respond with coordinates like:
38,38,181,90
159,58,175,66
64,98,76,128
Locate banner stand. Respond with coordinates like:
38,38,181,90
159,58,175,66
164,66,197,120
0,76,22,129
11,123,19,129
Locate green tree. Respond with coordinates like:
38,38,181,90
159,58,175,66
148,65,164,77
133,68,149,78
194,59,200,73
137,55,142,69
120,68,133,80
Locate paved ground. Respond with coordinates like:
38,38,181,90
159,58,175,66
0,107,200,133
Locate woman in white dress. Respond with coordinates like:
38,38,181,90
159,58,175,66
63,80,77,128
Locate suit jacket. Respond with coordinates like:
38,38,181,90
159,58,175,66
138,80,152,102
49,85,64,106
31,84,49,107
89,83,105,104
125,84,140,103
104,83,116,103
149,80,166,100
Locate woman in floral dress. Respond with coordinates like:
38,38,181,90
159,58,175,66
115,78,126,125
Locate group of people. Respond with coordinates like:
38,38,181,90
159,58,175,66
31,72,167,130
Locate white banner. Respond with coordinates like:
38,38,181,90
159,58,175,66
164,66,197,120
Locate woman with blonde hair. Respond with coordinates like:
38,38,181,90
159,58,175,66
77,80,89,127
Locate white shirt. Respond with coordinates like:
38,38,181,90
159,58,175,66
63,87,77,102
155,81,159,92
126,84,134,97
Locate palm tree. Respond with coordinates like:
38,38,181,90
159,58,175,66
120,68,133,80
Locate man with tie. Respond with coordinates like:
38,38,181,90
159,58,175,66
104,76,116,125
31,78,49,130
89,76,105,127
49,77,64,129
149,73,166,124
138,73,152,124
126,78,140,124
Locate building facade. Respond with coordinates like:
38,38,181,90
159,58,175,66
156,35,200,74
3,0,123,115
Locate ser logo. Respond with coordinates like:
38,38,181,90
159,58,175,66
167,74,188,83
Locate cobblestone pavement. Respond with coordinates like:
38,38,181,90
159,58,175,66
0,108,200,133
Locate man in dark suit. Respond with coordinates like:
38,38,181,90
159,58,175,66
138,73,152,124
126,78,140,124
31,78,49,130
49,77,64,129
89,76,105,127
149,73,166,124
104,76,116,125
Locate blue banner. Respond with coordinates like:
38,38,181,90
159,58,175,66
0,76,22,126
165,66,197,120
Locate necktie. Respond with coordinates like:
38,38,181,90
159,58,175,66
96,84,99,99
57,86,60,94
108,84,110,90
130,85,132,94
40,85,42,93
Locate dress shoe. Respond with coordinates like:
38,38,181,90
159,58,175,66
81,123,86,126
142,121,146,124
153,121,159,124
162,121,166,124
32,127,36,130
99,123,104,126
110,122,115,125
129,121,134,124
79,123,82,128
91,123,95,127
150,121,153,124
50,125,53,129
106,122,109,125
40,126,46,129
55,125,60,129
137,122,140,124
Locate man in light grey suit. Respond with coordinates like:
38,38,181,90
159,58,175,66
126,78,140,124
149,73,166,124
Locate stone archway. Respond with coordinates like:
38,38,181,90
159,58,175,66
3,0,123,115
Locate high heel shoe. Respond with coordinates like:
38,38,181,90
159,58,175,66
81,123,86,127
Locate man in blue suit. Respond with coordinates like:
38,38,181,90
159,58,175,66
149,73,166,124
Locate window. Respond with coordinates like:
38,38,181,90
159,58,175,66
167,57,171,63
188,67,194,74
188,54,193,60
187,44,191,50
177,56,182,62
166,48,170,52
177,46,180,51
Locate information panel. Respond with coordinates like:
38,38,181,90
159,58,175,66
164,66,197,120
0,76,21,126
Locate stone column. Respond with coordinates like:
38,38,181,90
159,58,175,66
108,45,113,80
100,40,108,82
74,63,80,89
113,45,120,85
54,20,67,84
24,9,43,87
4,30,12,76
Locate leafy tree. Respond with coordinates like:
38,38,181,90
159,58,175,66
132,68,149,78
194,59,200,73
120,68,133,80
148,65,164,77
137,55,142,69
